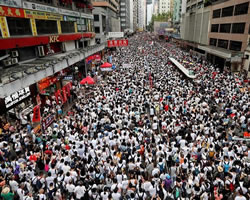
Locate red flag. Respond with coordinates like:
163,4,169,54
32,105,41,122
62,87,67,103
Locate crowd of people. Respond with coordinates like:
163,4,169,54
0,32,249,200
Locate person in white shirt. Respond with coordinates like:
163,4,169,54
74,182,86,199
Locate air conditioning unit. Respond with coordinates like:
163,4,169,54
38,46,45,57
12,58,18,64
62,43,66,52
11,50,19,57
3,59,12,67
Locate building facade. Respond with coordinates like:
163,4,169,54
138,0,146,31
199,0,250,72
133,0,139,31
93,7,107,44
0,0,106,113
173,0,182,25
158,0,172,14
120,0,131,31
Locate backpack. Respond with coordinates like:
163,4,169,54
36,177,43,190
164,179,172,190
224,162,230,173
159,163,164,173
209,150,215,158
229,180,235,192
194,167,200,176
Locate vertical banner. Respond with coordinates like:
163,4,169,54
32,105,41,122
62,87,67,103
54,91,59,104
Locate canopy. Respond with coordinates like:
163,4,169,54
80,76,95,85
100,62,112,68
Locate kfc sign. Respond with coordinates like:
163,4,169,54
49,35,59,43
4,87,30,108
107,40,128,48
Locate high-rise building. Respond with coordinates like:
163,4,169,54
133,0,139,31
92,0,120,32
158,0,171,14
120,0,131,31
138,0,146,31
173,0,182,25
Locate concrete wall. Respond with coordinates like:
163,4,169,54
180,6,210,45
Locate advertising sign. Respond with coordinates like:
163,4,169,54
0,0,22,8
23,1,59,13
107,39,128,48
0,5,25,17
108,32,124,38
4,87,30,109
24,10,62,20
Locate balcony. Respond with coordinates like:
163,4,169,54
0,43,106,98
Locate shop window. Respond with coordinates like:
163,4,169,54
221,6,234,17
211,24,219,32
213,9,221,18
61,21,75,33
209,38,217,46
229,41,242,51
94,15,99,22
232,23,245,34
36,20,58,35
220,24,231,33
234,2,249,16
94,27,100,33
7,17,32,36
218,39,228,49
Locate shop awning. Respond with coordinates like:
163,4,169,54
198,45,232,59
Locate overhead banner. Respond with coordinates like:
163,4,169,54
24,10,62,20
107,39,128,48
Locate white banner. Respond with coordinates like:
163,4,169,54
108,32,124,38
100,68,113,72
5,87,30,109
122,63,132,68
0,0,21,7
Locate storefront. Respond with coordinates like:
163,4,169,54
0,84,37,121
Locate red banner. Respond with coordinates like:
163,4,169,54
32,105,41,122
62,87,67,103
107,40,128,48
0,6,25,18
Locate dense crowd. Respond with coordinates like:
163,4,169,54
0,33,249,200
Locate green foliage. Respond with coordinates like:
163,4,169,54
148,11,173,31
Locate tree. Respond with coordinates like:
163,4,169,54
148,11,173,31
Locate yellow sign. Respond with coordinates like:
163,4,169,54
24,10,62,20
30,19,37,36
0,16,9,38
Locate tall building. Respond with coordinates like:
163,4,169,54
133,0,139,31
153,0,159,15
0,0,105,113
146,0,153,26
199,0,250,72
180,0,250,73
138,0,146,31
158,0,171,14
173,0,182,24
120,0,131,31
92,0,120,32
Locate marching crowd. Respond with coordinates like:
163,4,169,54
0,33,249,200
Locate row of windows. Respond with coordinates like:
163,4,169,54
210,38,242,51
211,23,246,34
213,2,249,18
6,17,76,36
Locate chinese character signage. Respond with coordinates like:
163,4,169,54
4,87,31,109
0,0,22,8
0,5,25,17
42,114,55,130
32,105,41,122
107,40,128,48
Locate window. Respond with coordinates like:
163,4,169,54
218,39,228,49
229,41,242,51
94,27,100,33
234,2,249,16
221,6,234,17
232,23,245,34
211,24,219,32
210,38,217,46
61,21,75,33
213,9,221,18
7,17,32,36
94,15,99,22
220,24,231,33
36,20,57,35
